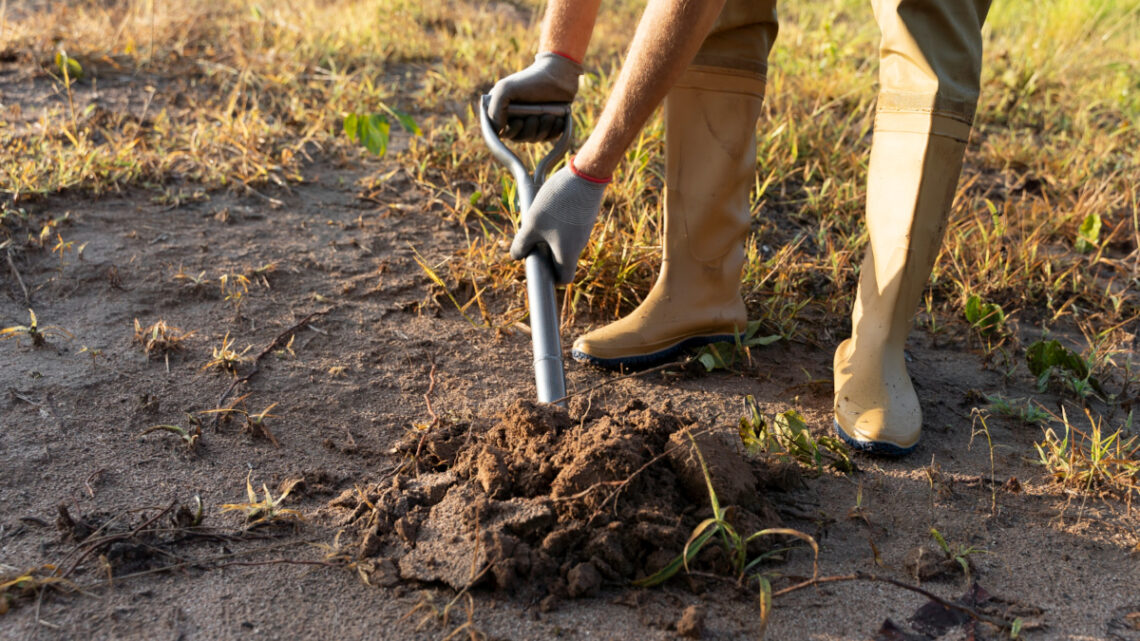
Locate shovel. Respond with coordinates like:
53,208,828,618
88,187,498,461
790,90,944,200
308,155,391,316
479,95,572,406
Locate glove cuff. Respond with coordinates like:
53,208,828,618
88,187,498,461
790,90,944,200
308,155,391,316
546,50,582,65
569,156,611,184
534,51,584,78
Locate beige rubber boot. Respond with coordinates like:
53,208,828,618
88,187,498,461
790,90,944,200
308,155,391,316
834,0,990,455
833,114,970,454
572,2,776,370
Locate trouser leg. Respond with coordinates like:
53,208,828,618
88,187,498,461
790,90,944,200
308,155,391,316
834,0,992,454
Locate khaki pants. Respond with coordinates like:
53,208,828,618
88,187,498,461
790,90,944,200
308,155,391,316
690,0,992,126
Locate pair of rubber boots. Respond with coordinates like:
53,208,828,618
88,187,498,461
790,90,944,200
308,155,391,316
570,72,970,457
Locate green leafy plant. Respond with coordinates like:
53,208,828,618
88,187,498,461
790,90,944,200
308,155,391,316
985,395,1049,426
964,294,1006,338
695,321,781,372
343,106,421,157
1074,212,1101,254
54,50,84,81
140,414,203,450
1025,339,1105,399
738,396,855,474
1034,407,1139,496
930,527,986,579
634,434,818,612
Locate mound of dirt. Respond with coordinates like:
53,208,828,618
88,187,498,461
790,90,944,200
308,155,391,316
322,399,788,601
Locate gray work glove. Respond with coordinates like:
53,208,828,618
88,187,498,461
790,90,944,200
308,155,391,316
489,52,582,142
510,165,607,284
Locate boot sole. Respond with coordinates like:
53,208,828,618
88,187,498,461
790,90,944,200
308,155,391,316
833,419,917,457
571,334,737,371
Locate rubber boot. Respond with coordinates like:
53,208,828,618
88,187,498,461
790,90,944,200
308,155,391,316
833,0,990,455
833,114,970,455
572,2,777,370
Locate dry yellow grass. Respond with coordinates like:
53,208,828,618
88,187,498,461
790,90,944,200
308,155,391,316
1,0,1138,346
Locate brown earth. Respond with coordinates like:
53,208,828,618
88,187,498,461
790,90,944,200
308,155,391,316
2,94,1140,641
326,398,785,603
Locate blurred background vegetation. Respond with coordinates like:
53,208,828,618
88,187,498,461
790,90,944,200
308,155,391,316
1,0,1137,347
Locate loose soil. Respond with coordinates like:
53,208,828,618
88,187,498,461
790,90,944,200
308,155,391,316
2,81,1139,641
326,398,786,602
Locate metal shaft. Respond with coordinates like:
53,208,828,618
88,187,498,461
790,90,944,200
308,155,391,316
479,96,571,406
524,253,566,404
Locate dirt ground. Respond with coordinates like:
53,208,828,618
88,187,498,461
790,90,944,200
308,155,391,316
3,87,1140,641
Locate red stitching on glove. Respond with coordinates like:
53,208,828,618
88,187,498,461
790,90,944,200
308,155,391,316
548,50,583,65
570,156,611,184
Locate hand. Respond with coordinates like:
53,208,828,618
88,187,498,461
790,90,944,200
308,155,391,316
488,52,582,142
510,164,607,284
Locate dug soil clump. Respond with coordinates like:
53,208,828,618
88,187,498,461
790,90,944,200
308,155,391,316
323,399,788,601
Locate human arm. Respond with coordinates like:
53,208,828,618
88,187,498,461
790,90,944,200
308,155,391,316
510,0,727,283
487,0,603,140
539,0,602,63
573,0,725,177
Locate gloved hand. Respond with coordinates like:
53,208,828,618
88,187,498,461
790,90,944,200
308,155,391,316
488,52,582,142
510,163,608,284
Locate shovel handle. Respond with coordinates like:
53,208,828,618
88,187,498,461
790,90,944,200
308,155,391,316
478,95,570,406
479,96,573,208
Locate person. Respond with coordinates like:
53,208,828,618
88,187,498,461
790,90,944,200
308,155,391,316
487,0,991,456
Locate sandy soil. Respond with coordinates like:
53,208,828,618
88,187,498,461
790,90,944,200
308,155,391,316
2,91,1139,641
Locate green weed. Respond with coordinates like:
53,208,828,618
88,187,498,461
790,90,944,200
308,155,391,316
738,396,855,474
140,415,203,450
985,395,1050,426
694,321,781,372
638,431,816,577
1034,407,1139,497
964,294,1007,339
344,107,421,157
635,433,818,635
221,472,302,527
930,527,986,580
1025,338,1106,400
0,309,71,347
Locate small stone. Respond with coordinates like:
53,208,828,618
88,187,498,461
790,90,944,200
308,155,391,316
369,558,400,587
903,547,953,581
566,562,601,598
676,604,705,639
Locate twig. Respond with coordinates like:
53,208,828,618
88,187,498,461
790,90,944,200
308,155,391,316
770,572,858,598
244,185,285,208
424,362,439,426
79,539,312,589
212,558,340,569
772,571,1017,631
211,310,328,427
6,248,30,306
62,501,177,578
412,363,441,475
550,357,692,406
84,468,106,497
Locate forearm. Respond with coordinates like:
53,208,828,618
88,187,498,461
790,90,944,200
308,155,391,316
539,0,602,62
574,0,725,178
